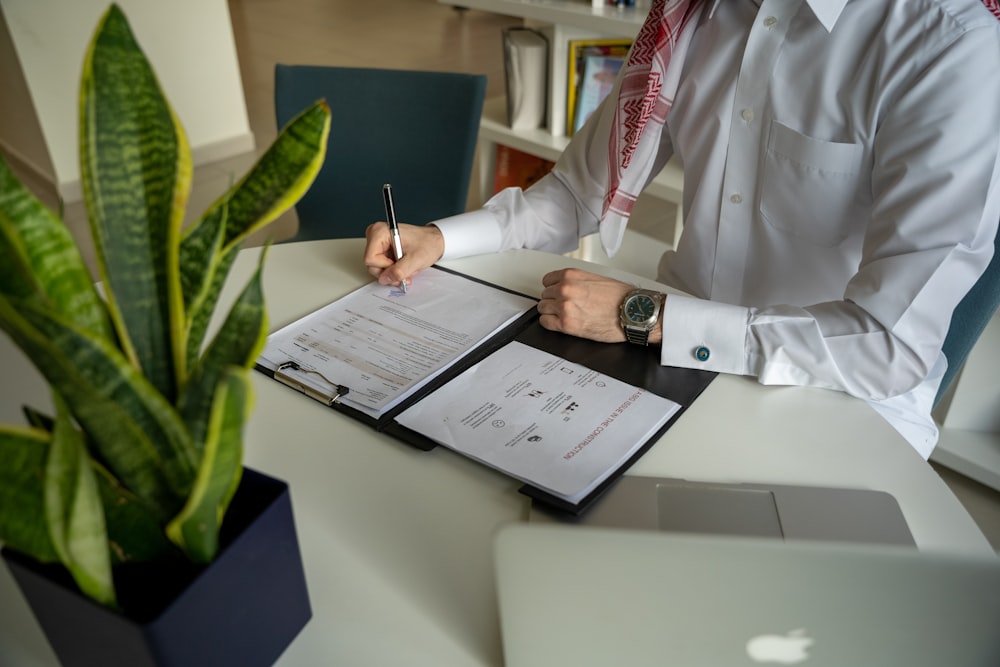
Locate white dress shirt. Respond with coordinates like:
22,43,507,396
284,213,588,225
434,0,1000,458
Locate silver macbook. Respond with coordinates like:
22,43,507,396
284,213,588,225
530,476,916,546
494,524,1000,667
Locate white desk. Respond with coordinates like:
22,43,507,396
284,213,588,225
0,238,994,667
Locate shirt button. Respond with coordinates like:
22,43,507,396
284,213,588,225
741,108,754,122
730,193,743,204
695,346,711,362
763,16,778,27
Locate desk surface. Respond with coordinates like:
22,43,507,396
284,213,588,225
0,238,993,667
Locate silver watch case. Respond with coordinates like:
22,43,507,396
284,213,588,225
620,288,663,346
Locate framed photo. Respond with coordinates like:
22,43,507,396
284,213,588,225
566,38,632,136
573,54,627,135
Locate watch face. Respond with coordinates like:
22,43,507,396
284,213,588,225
625,294,657,325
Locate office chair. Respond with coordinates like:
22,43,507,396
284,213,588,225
274,64,487,242
935,222,1000,407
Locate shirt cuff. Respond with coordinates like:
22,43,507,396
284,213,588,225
433,209,503,260
660,294,749,375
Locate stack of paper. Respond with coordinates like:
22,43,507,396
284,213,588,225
396,341,680,504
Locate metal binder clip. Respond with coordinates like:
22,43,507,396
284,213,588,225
274,361,350,407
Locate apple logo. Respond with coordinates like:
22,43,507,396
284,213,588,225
745,628,814,664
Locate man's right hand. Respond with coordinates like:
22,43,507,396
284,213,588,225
363,221,445,288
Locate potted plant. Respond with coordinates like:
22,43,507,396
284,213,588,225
0,4,330,665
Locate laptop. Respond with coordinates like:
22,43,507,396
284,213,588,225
529,476,917,546
494,524,1000,667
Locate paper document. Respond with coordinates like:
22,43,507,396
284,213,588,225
395,341,681,503
258,268,537,419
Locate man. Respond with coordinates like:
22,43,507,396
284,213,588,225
365,0,1000,458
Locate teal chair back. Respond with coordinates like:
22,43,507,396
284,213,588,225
935,223,1000,407
274,64,487,242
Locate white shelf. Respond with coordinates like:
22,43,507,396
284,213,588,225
932,313,1000,491
477,96,684,203
445,0,650,135
932,429,1000,492
480,97,568,163
444,0,650,37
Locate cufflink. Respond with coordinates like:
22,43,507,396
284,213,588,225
694,346,711,362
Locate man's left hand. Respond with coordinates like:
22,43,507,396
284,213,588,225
538,268,662,344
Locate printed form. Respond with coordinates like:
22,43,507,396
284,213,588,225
395,341,681,503
258,267,537,419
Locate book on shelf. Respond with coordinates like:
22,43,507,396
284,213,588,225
255,267,716,514
493,144,555,194
503,27,549,131
566,37,632,137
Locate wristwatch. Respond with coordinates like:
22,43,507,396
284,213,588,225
620,289,664,346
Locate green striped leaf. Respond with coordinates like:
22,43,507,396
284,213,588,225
44,399,115,606
178,202,233,373
220,101,330,249
0,425,59,563
80,4,190,402
179,249,268,450
0,155,111,338
180,100,330,363
167,368,249,562
91,461,174,566
0,296,195,515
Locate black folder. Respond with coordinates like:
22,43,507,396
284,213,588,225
255,267,716,515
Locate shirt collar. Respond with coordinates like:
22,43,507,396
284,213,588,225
806,0,849,31
707,0,849,33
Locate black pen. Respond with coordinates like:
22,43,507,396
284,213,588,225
381,183,408,293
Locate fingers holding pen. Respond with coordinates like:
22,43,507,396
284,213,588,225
363,221,445,286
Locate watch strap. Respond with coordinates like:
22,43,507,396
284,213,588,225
625,326,653,346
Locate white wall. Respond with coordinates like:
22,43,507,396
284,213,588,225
0,0,254,201
0,8,55,193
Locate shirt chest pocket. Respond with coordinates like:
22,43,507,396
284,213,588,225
761,121,866,247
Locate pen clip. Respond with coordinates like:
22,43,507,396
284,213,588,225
274,361,350,407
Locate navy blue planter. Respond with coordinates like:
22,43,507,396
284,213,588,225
2,468,311,667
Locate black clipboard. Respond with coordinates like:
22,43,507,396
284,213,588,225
254,267,716,515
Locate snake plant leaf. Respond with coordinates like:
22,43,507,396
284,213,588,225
178,199,234,373
179,100,329,364
219,100,331,251
166,368,250,563
179,249,268,449
0,155,111,339
44,399,115,606
0,425,59,563
0,297,195,515
80,4,191,402
182,235,243,376
92,462,175,566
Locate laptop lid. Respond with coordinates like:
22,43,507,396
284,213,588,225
530,476,916,546
494,524,1000,667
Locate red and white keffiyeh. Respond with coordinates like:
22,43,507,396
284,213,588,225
601,0,705,255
